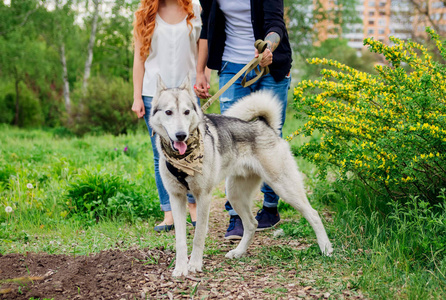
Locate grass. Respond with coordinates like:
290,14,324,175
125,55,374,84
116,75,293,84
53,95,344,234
1,219,177,255
1,105,445,299
309,180,446,299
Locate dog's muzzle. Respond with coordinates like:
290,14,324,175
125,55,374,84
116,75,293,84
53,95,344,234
160,128,204,177
172,132,188,155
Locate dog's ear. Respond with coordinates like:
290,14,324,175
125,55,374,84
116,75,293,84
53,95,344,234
152,75,168,117
179,73,202,116
179,73,193,93
157,74,168,92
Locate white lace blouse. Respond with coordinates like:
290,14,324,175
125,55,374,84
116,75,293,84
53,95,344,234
142,1,201,97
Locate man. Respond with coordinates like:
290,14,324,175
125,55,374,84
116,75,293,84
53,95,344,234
195,0,292,239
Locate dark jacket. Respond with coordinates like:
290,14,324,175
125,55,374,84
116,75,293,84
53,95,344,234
199,0,292,82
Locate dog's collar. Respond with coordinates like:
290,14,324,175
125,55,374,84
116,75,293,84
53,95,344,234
160,127,203,177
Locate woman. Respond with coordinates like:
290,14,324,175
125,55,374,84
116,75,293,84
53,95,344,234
132,0,202,232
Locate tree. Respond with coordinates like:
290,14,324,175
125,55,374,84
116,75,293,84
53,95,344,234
55,1,74,117
285,0,361,58
40,0,77,118
94,0,140,81
0,0,51,126
82,0,101,95
408,0,446,35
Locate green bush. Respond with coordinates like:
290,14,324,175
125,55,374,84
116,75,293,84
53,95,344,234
299,38,378,82
64,170,161,223
292,28,446,204
0,82,44,127
107,191,160,222
387,191,446,267
71,76,138,136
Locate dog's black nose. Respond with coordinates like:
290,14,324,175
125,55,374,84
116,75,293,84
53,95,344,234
176,132,187,141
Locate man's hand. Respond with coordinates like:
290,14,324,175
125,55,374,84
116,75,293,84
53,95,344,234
255,31,280,67
255,48,273,68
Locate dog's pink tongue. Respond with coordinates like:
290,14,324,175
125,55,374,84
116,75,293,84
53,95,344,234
174,141,187,155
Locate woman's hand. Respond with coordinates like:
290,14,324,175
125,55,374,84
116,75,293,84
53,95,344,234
132,98,145,118
194,72,211,99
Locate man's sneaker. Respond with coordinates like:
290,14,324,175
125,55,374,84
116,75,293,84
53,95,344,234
224,215,243,240
255,207,280,231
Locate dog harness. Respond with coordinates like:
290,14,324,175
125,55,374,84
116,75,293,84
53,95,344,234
160,128,204,190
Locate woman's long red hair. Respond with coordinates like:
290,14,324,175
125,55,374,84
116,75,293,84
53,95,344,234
133,0,195,58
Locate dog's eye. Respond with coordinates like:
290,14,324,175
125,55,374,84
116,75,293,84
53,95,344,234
165,110,173,116
184,110,190,115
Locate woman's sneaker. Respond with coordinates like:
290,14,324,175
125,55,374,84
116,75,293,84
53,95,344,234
154,224,174,232
224,215,243,240
255,207,280,231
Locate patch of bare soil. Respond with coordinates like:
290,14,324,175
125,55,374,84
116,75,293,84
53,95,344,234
0,195,364,299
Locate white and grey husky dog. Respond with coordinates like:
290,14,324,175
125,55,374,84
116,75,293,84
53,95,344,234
149,76,333,277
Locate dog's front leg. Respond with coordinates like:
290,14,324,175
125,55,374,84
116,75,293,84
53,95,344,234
170,194,189,277
188,194,211,273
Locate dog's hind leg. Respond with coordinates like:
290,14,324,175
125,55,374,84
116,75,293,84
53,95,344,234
188,193,212,273
170,193,190,277
284,189,333,255
225,174,262,259
262,150,333,255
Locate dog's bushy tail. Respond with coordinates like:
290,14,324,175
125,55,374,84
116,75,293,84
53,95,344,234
223,90,282,135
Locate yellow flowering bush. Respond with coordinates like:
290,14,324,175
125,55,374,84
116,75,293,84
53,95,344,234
292,28,446,203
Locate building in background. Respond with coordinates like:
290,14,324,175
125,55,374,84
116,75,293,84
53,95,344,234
316,0,445,53
412,0,446,38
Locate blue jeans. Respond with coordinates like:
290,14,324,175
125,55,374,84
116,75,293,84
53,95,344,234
219,61,291,216
142,96,195,212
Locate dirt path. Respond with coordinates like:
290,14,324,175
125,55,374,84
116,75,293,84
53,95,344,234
0,194,365,299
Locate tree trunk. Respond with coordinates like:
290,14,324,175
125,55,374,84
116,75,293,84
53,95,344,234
60,43,71,115
82,0,100,96
14,78,20,126
409,0,442,34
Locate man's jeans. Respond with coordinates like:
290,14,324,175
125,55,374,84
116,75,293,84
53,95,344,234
218,61,291,216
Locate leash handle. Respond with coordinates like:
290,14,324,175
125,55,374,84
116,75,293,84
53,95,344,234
241,40,270,87
201,39,270,112
255,39,269,53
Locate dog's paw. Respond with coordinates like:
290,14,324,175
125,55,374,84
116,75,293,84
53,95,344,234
225,249,245,259
172,267,188,277
188,261,203,273
321,243,334,257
